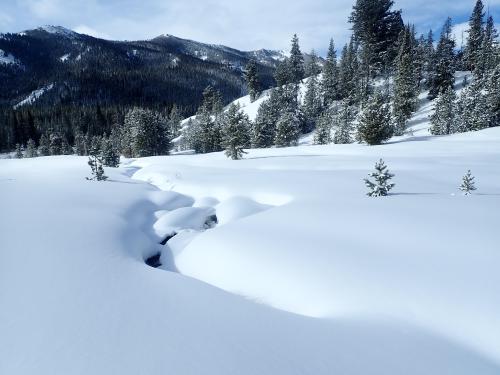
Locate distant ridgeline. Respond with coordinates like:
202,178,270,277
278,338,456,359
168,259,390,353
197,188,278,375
0,26,296,151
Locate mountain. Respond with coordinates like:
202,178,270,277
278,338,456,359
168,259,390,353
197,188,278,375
0,26,284,113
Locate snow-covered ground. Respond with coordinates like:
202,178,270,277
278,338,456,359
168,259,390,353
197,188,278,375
2,79,500,374
13,84,55,109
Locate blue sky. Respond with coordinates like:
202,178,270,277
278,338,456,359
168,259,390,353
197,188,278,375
0,0,499,54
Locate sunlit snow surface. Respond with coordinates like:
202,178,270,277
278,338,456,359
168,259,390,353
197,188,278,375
2,78,500,374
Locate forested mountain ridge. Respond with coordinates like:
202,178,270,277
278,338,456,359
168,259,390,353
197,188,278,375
0,26,283,110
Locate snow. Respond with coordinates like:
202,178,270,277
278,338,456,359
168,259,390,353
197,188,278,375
0,49,19,65
59,53,71,62
13,84,54,109
2,77,500,374
38,25,77,38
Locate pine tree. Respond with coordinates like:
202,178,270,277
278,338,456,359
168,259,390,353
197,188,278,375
101,137,120,167
274,111,301,147
244,60,260,102
49,132,63,155
313,111,333,145
38,134,50,156
333,101,355,144
322,39,340,106
338,38,360,103
123,107,171,157
289,34,305,83
25,139,37,158
428,18,456,99
364,159,395,197
15,144,23,158
302,75,322,133
393,26,419,135
486,65,500,127
305,49,322,77
221,104,250,160
252,92,281,148
477,16,499,77
87,139,108,181
457,80,490,131
357,93,393,145
61,136,72,155
74,131,87,156
430,86,457,135
274,58,291,87
424,30,436,88
168,104,183,139
459,170,477,195
349,0,403,76
464,0,485,71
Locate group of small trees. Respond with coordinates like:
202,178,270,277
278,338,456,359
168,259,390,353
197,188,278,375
365,160,477,197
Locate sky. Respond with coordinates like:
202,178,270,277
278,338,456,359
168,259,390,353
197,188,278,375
0,0,499,55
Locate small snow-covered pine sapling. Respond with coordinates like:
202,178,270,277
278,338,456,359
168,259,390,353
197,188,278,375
364,159,395,197
86,138,108,181
459,170,477,195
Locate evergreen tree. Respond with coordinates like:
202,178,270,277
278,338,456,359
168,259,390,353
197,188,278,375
87,139,107,182
464,0,485,71
477,16,499,77
252,92,280,148
486,65,500,127
274,58,291,87
289,34,305,83
338,38,360,103
459,170,477,195
424,30,436,88
221,104,250,160
244,60,260,102
25,139,37,158
123,107,171,157
428,18,456,99
38,134,50,156
101,137,120,167
392,26,419,135
15,144,23,159
430,87,457,135
49,132,63,155
274,111,301,147
302,75,322,133
349,0,403,76
305,49,322,77
333,101,355,144
74,131,88,156
364,159,395,197
322,39,340,106
357,93,393,145
168,104,183,139
61,136,72,155
313,111,333,145
458,80,490,131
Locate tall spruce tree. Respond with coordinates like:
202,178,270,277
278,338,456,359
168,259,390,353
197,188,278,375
392,26,419,135
168,104,183,139
274,111,301,147
486,65,500,127
428,18,456,99
25,139,37,158
252,90,281,148
15,144,23,158
306,49,322,77
289,34,305,83
101,137,120,167
465,0,485,71
430,86,457,135
244,60,260,102
38,134,50,156
477,16,499,77
333,101,355,144
221,104,250,160
357,93,393,145
313,110,333,145
424,30,436,88
322,39,340,106
302,75,322,133
349,0,403,76
457,80,491,132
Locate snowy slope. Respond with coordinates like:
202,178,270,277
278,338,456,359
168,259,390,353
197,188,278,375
2,74,500,374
